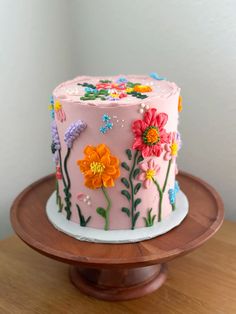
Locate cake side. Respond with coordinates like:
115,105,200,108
50,74,182,230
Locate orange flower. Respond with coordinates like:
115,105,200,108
77,144,120,189
178,96,183,112
133,85,152,93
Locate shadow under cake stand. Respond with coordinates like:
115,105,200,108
10,171,224,301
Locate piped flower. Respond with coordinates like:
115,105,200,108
77,144,120,189
132,108,170,157
48,96,55,120
138,159,160,189
64,120,87,148
168,181,180,210
51,121,61,151
149,72,166,81
56,166,62,180
54,100,66,122
178,96,183,112
116,77,128,84
164,132,181,161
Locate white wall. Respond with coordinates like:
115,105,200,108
71,0,236,219
0,0,235,238
0,0,74,238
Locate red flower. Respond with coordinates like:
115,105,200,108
56,166,62,180
132,108,170,157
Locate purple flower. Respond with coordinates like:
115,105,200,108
64,120,87,148
116,77,128,84
51,121,61,150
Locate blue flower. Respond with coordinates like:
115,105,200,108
50,96,54,104
174,181,180,193
149,72,166,81
116,77,128,84
168,181,180,205
99,126,108,134
102,114,111,122
106,121,113,130
50,110,55,120
168,188,176,205
85,87,98,93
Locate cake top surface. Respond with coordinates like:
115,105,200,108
53,74,180,107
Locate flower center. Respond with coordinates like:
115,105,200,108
145,169,156,180
54,100,62,111
171,142,178,156
90,161,105,174
143,126,160,146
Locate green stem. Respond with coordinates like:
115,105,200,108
153,179,163,222
101,187,112,231
56,180,59,205
64,148,71,190
58,149,67,188
59,148,72,220
172,203,176,211
129,150,139,229
162,159,172,193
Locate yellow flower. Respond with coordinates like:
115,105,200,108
170,142,178,156
54,100,62,111
77,144,120,189
126,87,134,93
178,96,183,112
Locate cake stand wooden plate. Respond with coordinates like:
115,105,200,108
10,171,224,301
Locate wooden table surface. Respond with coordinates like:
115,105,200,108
0,221,235,314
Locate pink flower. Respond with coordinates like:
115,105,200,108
132,108,170,157
164,132,181,161
137,159,160,189
77,193,86,201
54,100,66,122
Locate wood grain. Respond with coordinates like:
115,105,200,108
10,171,224,268
0,222,235,313
9,171,224,300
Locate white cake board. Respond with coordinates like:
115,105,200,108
46,190,189,244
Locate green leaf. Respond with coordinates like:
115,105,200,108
134,183,141,195
121,177,130,189
126,81,134,88
121,162,130,171
85,216,91,225
125,149,132,160
148,208,152,222
133,211,140,227
134,198,142,209
151,215,156,224
137,155,144,163
76,204,86,226
121,190,131,201
121,207,130,217
133,168,140,179
96,207,106,218
143,217,149,227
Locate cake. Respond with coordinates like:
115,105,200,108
48,73,185,240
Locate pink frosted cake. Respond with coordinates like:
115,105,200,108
49,74,183,236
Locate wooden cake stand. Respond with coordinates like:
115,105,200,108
10,171,224,301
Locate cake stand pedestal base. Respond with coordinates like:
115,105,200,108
10,171,224,301
69,264,167,301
